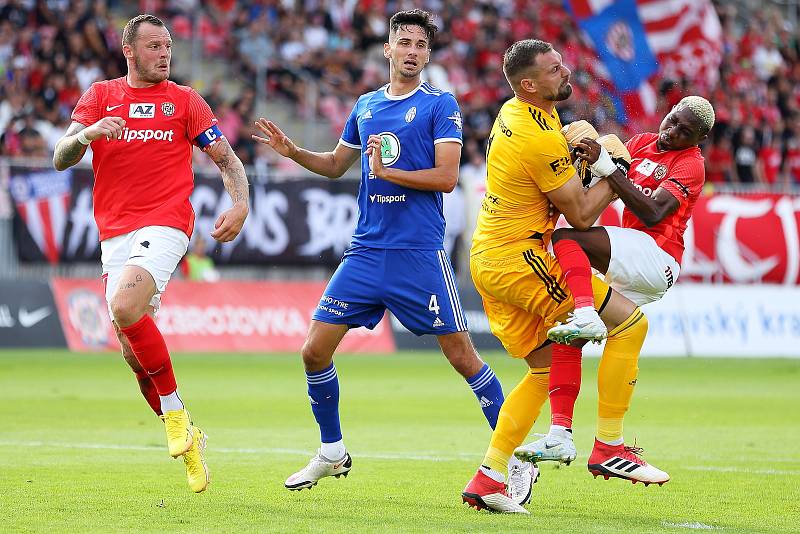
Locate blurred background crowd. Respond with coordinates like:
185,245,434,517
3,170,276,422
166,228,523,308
1,0,800,188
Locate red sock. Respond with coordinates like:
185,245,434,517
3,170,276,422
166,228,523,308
550,343,582,429
553,239,594,309
134,369,163,416
120,315,177,395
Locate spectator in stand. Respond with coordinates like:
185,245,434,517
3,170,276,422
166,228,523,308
758,136,784,186
3,0,800,191
733,126,762,184
706,136,736,184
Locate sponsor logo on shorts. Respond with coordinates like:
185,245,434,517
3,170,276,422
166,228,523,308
665,266,674,289
369,194,406,204
318,295,349,317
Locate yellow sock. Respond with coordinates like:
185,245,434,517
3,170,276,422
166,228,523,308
483,367,550,474
597,309,648,444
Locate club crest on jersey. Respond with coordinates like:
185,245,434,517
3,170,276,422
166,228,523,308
161,102,175,117
129,103,155,119
405,107,416,123
448,111,462,131
377,132,401,166
654,164,668,181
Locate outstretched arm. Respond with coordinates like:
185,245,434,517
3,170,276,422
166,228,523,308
203,139,249,242
575,138,679,227
366,136,460,192
53,118,126,171
252,118,359,179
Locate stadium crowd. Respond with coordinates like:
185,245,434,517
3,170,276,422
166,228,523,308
1,0,800,188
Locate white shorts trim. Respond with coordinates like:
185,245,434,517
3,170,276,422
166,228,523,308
605,226,680,306
101,226,189,318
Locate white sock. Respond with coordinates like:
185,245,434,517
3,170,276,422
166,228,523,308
159,391,184,413
597,436,624,446
549,425,573,439
479,465,506,483
320,440,346,461
574,306,598,319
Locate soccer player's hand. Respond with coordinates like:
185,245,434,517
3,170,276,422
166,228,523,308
574,137,601,164
252,118,298,158
84,117,126,141
597,134,632,173
366,134,385,178
210,202,248,243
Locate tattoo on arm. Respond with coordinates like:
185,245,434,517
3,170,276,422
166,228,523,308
53,123,89,171
206,139,249,205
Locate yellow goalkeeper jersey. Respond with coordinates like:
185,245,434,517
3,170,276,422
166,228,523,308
471,97,574,255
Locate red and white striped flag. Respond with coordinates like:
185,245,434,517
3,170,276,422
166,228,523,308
9,170,72,264
637,0,723,91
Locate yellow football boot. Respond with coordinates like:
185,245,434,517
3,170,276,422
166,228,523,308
183,426,210,493
161,409,193,458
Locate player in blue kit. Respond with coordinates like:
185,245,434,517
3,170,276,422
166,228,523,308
253,10,535,500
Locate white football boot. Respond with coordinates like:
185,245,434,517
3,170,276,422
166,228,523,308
547,307,607,345
514,431,577,465
507,455,538,506
285,450,352,490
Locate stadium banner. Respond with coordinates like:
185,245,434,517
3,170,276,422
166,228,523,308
51,278,395,353
598,194,800,285
583,283,800,358
0,280,67,348
10,164,359,265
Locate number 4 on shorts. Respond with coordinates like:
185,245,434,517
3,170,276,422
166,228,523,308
428,294,440,315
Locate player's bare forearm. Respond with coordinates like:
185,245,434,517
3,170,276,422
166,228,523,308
292,143,359,179
205,139,250,242
578,179,616,225
53,123,89,171
206,139,250,206
605,170,678,226
291,148,343,179
377,166,457,192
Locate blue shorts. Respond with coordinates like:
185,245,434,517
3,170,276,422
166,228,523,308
313,246,468,336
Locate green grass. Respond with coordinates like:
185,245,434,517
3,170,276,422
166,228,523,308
1,351,798,533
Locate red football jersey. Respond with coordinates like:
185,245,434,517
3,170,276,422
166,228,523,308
72,77,220,241
622,133,705,264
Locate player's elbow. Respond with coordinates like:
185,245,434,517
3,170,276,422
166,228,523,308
441,173,458,193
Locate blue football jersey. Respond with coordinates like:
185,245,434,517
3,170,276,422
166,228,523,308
339,82,463,249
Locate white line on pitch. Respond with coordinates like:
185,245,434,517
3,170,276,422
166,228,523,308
1,441,799,474
661,521,719,530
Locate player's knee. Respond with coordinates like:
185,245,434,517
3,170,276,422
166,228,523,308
442,346,482,377
300,340,332,370
551,227,578,243
109,295,146,328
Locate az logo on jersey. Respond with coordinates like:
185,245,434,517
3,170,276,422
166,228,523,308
377,132,401,166
129,103,155,118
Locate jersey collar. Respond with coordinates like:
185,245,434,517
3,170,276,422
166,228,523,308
383,82,423,101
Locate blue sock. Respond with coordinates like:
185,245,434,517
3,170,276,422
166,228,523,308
466,363,504,429
306,363,342,443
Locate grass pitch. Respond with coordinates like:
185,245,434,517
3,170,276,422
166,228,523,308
1,350,798,533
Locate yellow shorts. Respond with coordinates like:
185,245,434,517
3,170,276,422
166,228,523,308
470,239,611,358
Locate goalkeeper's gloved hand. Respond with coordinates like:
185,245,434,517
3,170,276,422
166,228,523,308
560,120,599,146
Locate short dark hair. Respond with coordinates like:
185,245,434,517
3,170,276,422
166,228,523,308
502,39,553,88
389,9,438,45
122,14,165,47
